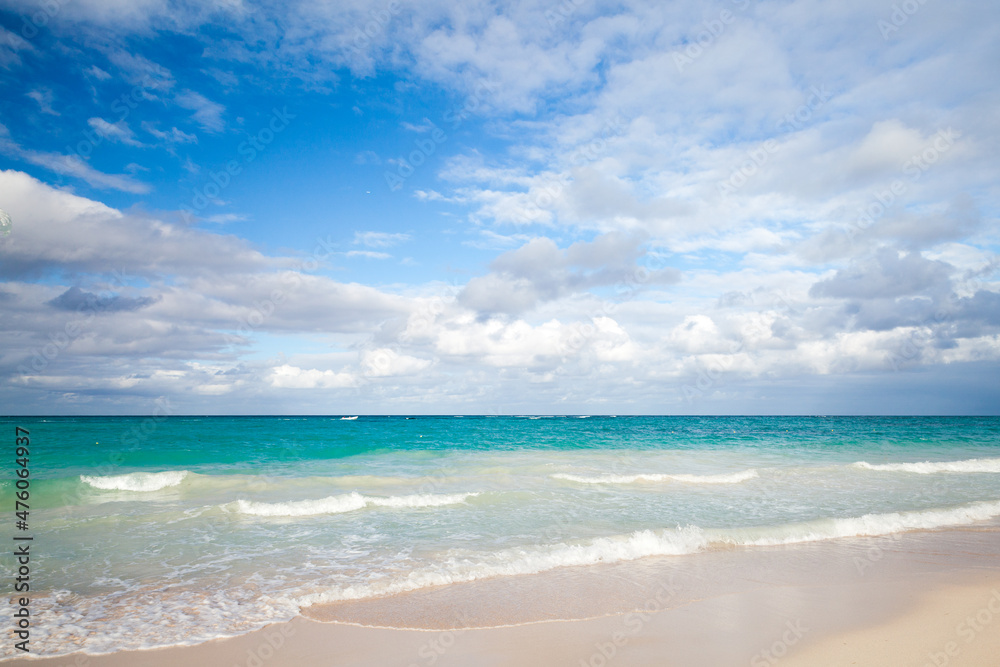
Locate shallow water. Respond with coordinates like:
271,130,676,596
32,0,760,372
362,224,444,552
2,415,999,657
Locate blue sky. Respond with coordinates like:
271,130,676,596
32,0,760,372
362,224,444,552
1,0,998,414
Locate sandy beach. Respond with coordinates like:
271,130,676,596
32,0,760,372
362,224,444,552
9,525,1000,666
5,0,999,659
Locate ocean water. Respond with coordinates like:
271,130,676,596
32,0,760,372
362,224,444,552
2,415,1000,658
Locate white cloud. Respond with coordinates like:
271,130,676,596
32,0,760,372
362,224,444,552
175,90,225,132
88,118,143,146
0,170,262,276
85,65,112,80
142,122,198,144
345,250,392,260
458,233,680,315
0,128,149,193
353,231,412,247
269,364,356,389
27,89,59,116
107,50,175,90
354,150,381,164
0,26,35,68
362,348,432,377
1,1,999,413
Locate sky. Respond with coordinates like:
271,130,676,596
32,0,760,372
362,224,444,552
0,0,998,415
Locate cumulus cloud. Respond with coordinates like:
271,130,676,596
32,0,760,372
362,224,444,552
459,233,681,315
0,170,267,277
362,348,432,377
270,365,356,389
809,248,953,300
1,0,999,413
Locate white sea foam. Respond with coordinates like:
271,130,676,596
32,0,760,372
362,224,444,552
297,498,1000,607
726,499,1000,546
21,585,299,658
296,526,710,606
233,492,479,517
852,458,1000,474
80,471,189,492
552,469,759,485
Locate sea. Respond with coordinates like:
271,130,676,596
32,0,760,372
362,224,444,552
2,415,999,659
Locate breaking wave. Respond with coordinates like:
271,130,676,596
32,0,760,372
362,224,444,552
298,498,1000,606
552,469,759,485
232,492,479,517
853,458,1000,474
80,471,190,492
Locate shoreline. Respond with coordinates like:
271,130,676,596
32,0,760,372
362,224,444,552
7,525,1000,666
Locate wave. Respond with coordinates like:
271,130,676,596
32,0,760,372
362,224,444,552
297,498,1000,606
552,469,758,485
852,458,1000,474
296,526,710,606
80,471,189,492
723,499,1000,546
232,492,479,517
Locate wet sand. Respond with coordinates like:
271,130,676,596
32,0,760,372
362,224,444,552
7,526,1000,666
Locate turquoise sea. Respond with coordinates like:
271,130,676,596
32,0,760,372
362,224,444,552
2,415,1000,658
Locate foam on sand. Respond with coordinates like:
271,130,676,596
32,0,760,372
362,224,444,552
297,498,1000,606
722,499,1000,546
551,469,759,484
232,492,479,517
81,470,190,492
